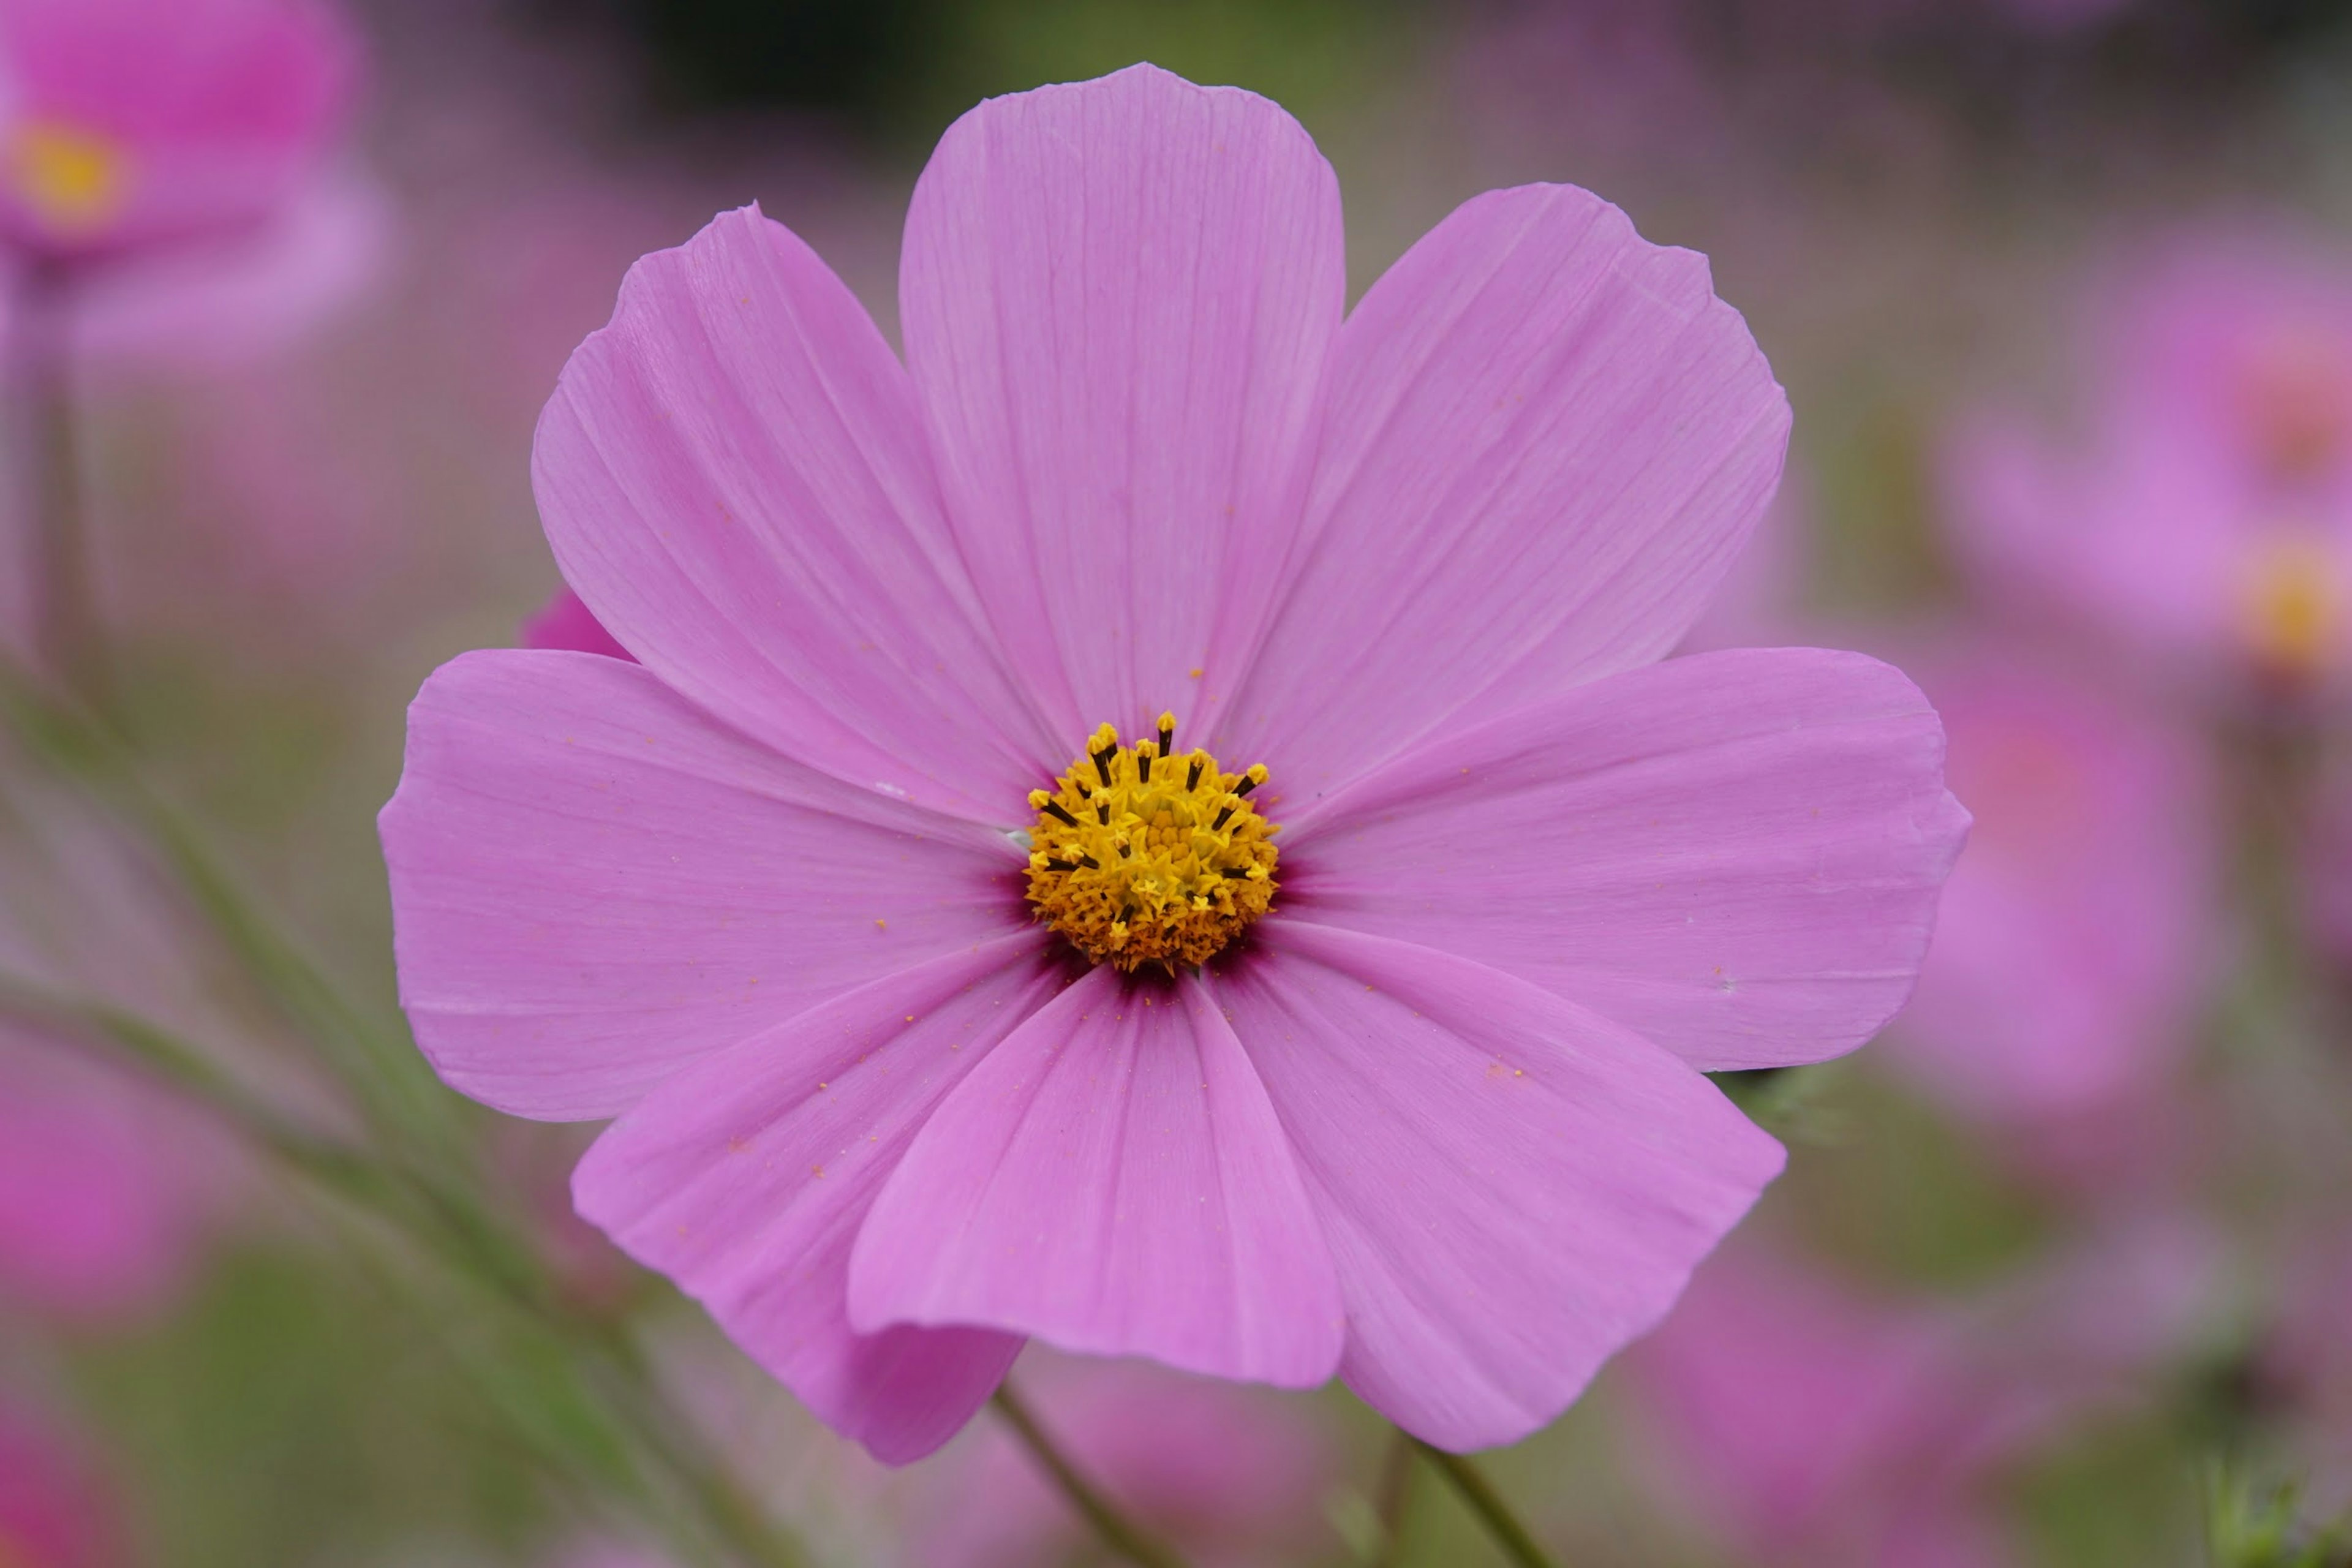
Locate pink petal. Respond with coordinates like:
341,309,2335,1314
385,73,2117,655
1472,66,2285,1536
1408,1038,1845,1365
573,937,1059,1464
1281,647,1968,1071
1213,921,1785,1450
520,586,634,661
379,649,1028,1120
62,170,391,373
533,205,1054,822
899,63,1344,743
1220,183,1790,796
848,965,1345,1388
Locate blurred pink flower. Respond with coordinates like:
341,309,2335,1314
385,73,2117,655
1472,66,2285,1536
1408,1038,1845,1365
1631,1225,2209,1566
0,0,356,262
0,0,382,372
1947,232,2352,694
382,65,1964,1462
0,1397,121,1568
0,1031,232,1322
913,1359,1332,1568
1881,641,2214,1177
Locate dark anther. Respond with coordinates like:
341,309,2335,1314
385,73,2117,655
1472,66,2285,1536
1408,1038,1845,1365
1096,802,1110,824
1092,748,1116,788
1185,758,1204,791
1233,775,1259,799
1137,748,1153,783
1041,801,1078,827
1211,805,1235,831
1077,854,1101,870
1159,718,1176,755
1117,843,1132,859
1221,866,1251,878
1044,859,1077,872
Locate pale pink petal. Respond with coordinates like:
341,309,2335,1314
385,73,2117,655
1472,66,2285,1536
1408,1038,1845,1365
69,168,391,372
848,965,1345,1388
379,649,1029,1120
1281,647,1967,1071
533,205,1054,822
1219,183,1789,796
1216,921,1785,1450
521,586,633,661
899,62,1344,742
573,937,1059,1464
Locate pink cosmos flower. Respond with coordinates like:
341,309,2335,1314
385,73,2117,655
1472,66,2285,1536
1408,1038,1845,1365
380,66,1966,1463
0,0,356,263
913,1358,1332,1568
0,1398,121,1568
0,0,378,370
1947,231,2352,693
1880,640,2213,1180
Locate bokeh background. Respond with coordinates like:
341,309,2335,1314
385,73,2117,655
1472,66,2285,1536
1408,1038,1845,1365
7,1,2352,1564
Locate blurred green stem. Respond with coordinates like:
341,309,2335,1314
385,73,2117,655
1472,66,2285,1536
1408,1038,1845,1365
12,264,111,712
0,652,458,1163
1370,1428,1418,1567
989,1382,1191,1568
0,968,807,1568
1409,1439,1561,1568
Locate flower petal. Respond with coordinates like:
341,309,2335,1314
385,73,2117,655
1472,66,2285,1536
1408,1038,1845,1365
1281,647,1967,1071
900,63,1345,743
533,205,1054,822
1215,921,1785,1450
380,649,1028,1121
574,935,1060,1464
1219,183,1790,796
848,965,1345,1388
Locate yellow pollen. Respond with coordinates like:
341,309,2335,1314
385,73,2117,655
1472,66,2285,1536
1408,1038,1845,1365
2240,532,2344,680
1025,713,1278,972
5,119,130,237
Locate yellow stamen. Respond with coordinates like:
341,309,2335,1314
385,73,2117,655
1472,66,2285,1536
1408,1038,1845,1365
2240,532,2343,680
6,119,130,237
1025,712,1278,972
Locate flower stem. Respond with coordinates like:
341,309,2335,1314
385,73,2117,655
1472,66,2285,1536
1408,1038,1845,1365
1409,1439,1561,1568
0,968,808,1568
0,651,456,1158
989,1382,1191,1568
1371,1427,1419,1567
12,264,111,712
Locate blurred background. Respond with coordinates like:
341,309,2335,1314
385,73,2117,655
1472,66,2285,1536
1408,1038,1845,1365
6,1,2352,1564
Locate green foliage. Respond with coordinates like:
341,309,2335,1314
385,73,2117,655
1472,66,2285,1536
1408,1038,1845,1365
2206,1467,2352,1568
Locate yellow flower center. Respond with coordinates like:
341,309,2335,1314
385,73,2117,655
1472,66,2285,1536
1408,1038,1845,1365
6,119,130,237
2240,532,2344,680
1025,715,1279,972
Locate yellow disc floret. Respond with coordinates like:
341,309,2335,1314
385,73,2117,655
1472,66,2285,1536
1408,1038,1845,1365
1025,713,1278,972
2241,531,2344,681
5,121,130,238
